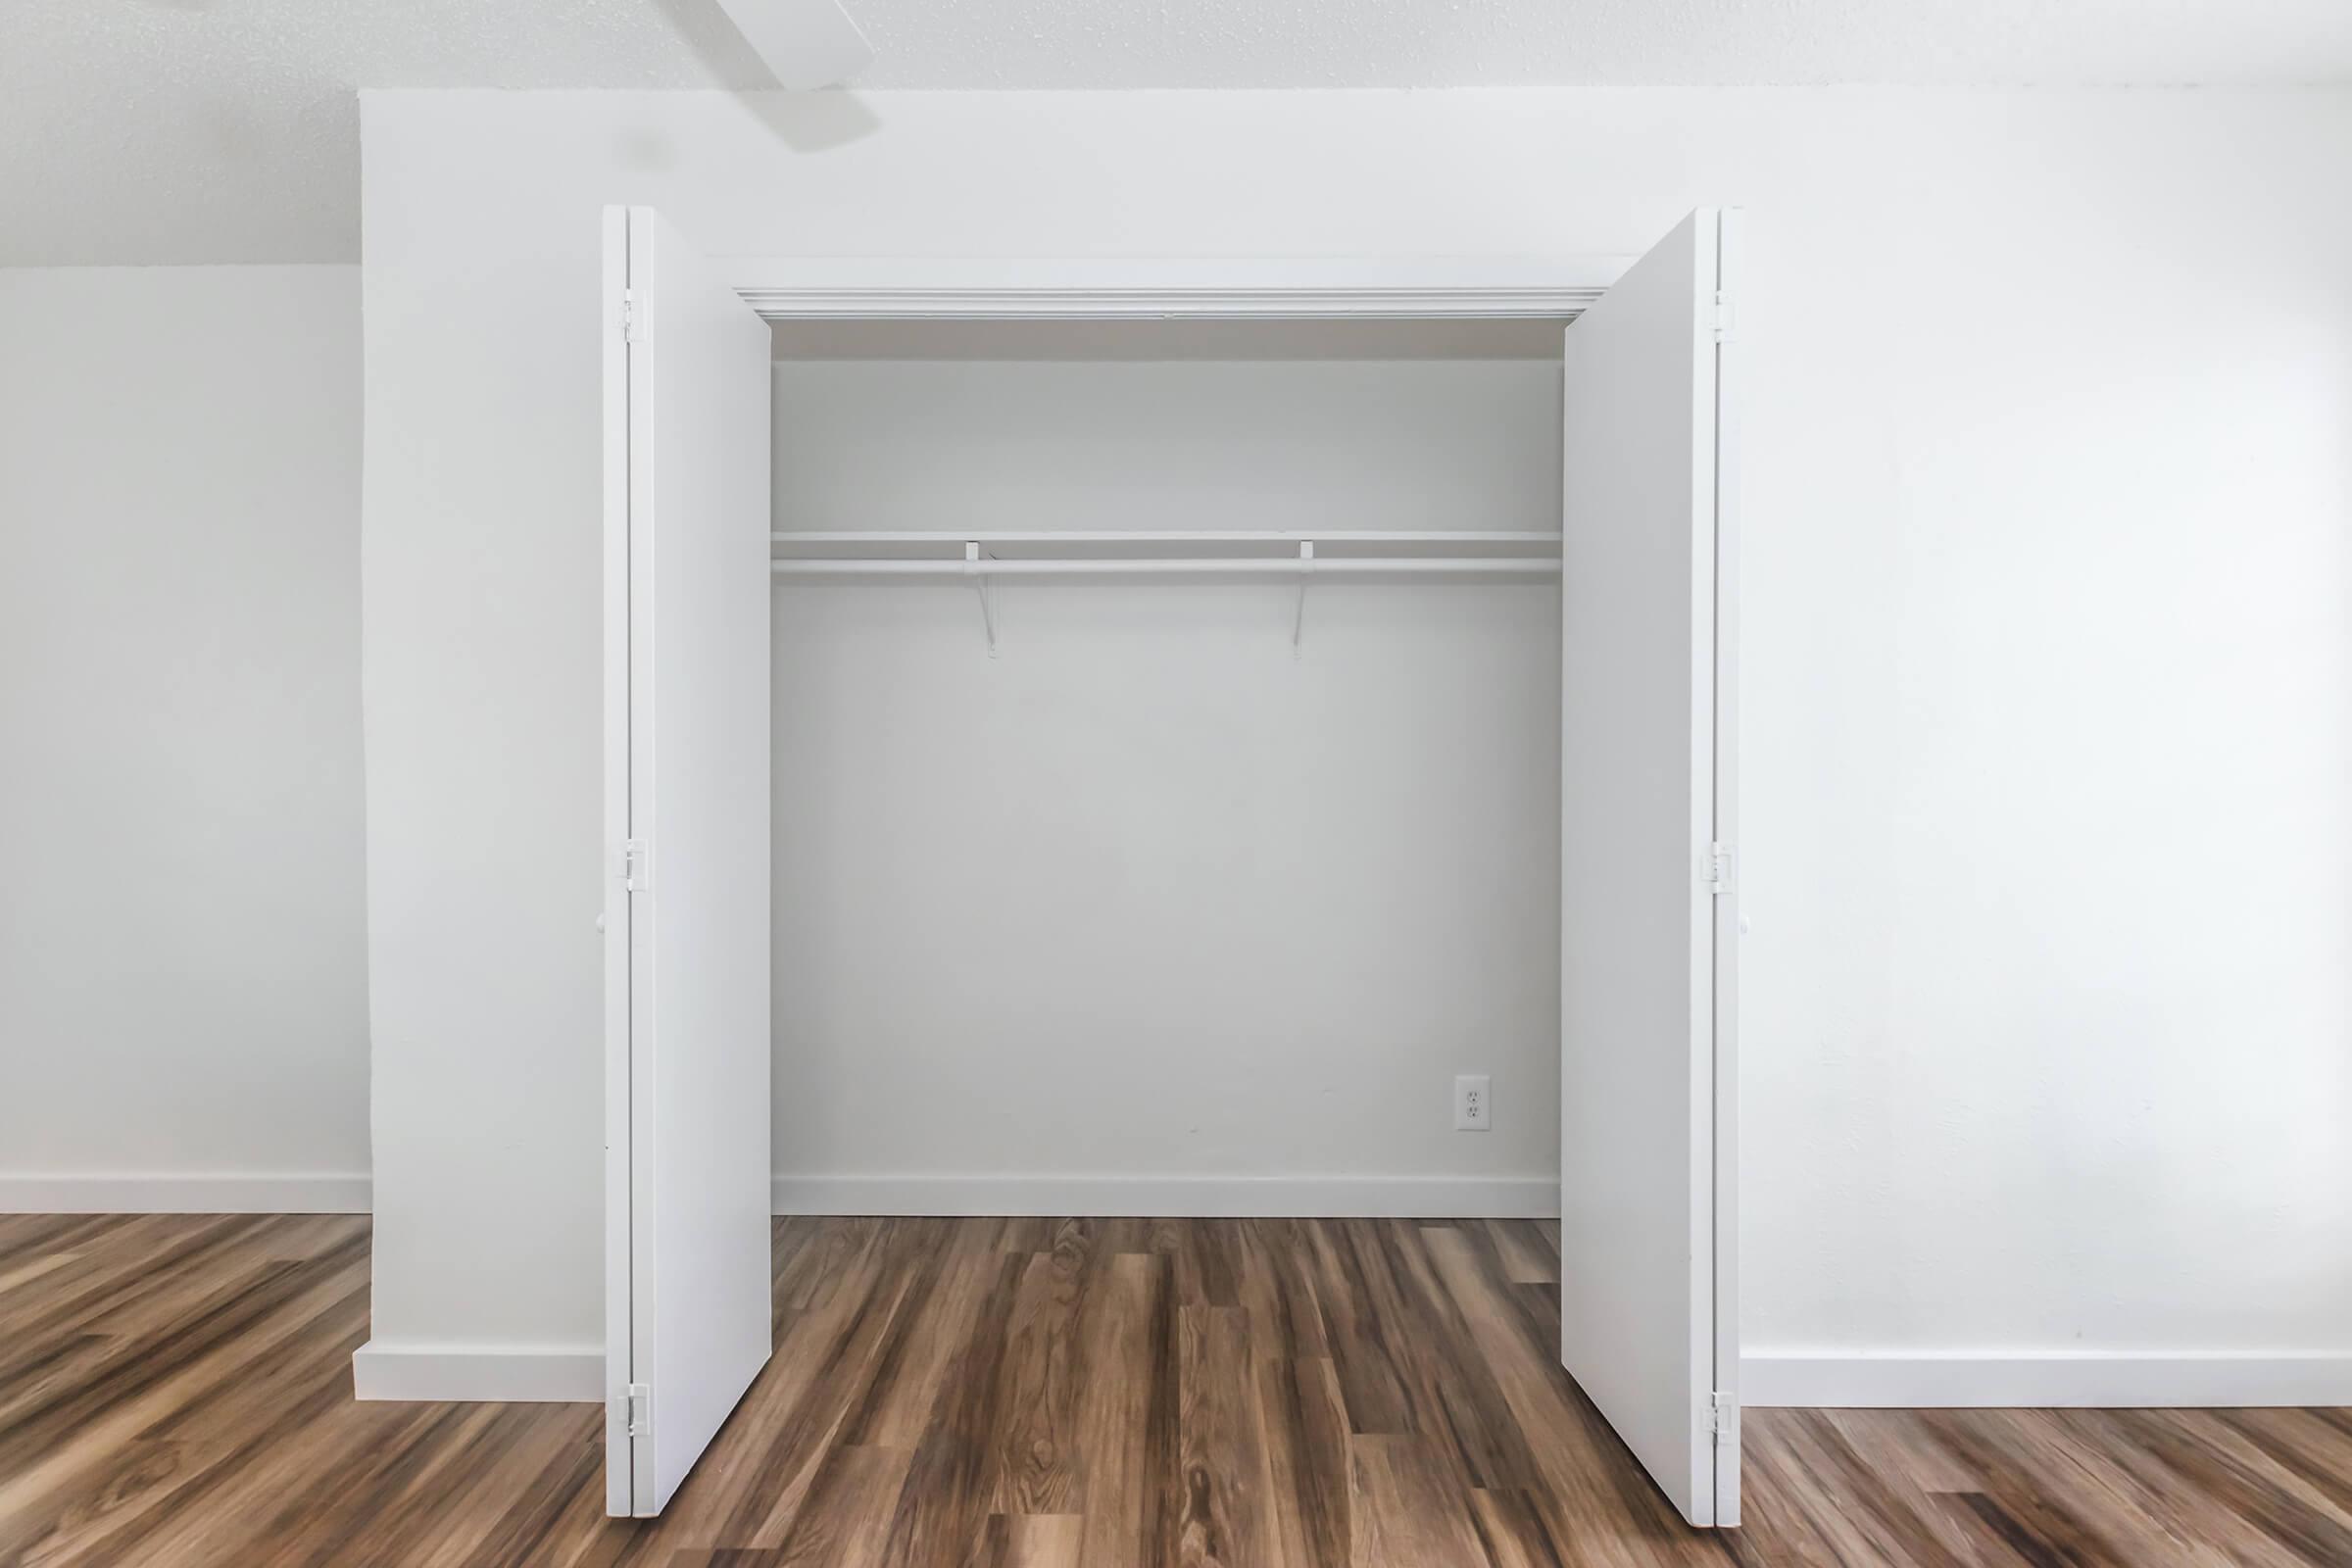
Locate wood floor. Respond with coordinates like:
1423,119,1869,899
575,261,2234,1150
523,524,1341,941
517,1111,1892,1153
2,1214,2348,1566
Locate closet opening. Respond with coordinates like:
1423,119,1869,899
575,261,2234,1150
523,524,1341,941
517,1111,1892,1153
767,314,1565,1223
604,211,1739,1527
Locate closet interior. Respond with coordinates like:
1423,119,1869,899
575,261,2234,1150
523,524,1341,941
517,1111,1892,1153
762,316,1569,1197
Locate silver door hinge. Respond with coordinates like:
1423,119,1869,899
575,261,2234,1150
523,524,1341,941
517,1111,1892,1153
1713,291,1736,344
622,839,650,893
1707,843,1735,896
619,290,643,343
624,1383,652,1437
1709,1391,1740,1446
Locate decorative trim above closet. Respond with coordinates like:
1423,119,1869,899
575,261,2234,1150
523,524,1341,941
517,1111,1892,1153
726,257,1621,320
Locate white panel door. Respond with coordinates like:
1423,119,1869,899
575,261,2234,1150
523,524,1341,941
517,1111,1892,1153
1557,208,1741,1528
602,205,774,1518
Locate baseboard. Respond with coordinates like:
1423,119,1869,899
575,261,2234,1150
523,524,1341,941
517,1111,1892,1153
770,1172,1560,1218
1742,1351,2352,1408
352,1340,603,1403
0,1172,371,1214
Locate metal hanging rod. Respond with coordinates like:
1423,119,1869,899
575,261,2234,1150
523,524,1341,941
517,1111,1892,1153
769,557,1559,577
770,530,1562,548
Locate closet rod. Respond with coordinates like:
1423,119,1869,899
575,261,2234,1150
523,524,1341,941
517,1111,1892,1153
770,530,1563,547
770,557,1561,577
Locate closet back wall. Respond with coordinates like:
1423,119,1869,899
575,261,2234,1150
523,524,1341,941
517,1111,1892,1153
769,338,1565,1212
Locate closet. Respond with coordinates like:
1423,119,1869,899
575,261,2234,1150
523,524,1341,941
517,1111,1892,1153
599,208,1742,1529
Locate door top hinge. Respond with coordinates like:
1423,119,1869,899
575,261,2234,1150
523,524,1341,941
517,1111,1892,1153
1709,1391,1740,1446
1713,290,1736,343
622,839,650,893
1707,843,1734,897
624,1383,651,1437
619,290,643,344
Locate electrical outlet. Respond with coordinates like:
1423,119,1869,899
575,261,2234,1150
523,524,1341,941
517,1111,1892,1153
1454,1074,1492,1131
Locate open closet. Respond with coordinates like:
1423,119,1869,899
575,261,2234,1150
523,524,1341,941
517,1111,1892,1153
600,207,1742,1530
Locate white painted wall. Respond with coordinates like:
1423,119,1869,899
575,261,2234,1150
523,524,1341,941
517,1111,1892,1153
771,341,1563,1210
359,88,2352,1394
0,266,369,1212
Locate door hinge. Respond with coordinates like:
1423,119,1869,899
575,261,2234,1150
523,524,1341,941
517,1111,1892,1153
619,290,643,344
1709,1391,1740,1446
1713,290,1736,344
1707,842,1735,896
621,839,650,893
624,1383,652,1437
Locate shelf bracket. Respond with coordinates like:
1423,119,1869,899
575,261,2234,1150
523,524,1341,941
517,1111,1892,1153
1292,540,1314,652
967,542,998,656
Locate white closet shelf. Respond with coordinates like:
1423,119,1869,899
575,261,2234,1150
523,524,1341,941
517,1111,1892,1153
769,530,1563,578
768,533,1560,654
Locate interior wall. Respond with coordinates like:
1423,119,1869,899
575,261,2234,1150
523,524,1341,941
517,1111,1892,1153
359,86,2352,1391
0,265,369,1211
770,342,1563,1209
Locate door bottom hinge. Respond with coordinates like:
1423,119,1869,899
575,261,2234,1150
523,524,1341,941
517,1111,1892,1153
624,1383,651,1437
1709,1391,1740,1446
1707,843,1735,897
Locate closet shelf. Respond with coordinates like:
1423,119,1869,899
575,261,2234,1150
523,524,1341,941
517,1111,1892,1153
769,529,1563,576
768,530,1561,650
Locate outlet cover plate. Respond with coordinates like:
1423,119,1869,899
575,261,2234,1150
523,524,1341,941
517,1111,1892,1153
1455,1074,1492,1131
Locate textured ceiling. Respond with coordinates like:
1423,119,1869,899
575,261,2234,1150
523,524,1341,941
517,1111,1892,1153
6,0,2352,265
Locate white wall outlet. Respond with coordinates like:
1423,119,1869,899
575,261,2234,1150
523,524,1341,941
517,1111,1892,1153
1454,1074,1492,1131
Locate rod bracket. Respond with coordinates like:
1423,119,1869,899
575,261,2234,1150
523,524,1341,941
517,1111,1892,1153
966,542,998,656
1292,540,1314,652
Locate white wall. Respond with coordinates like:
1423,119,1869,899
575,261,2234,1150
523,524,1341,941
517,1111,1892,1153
359,87,2352,1396
0,266,369,1212
771,338,1563,1210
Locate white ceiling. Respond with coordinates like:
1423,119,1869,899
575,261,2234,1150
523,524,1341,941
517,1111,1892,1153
6,0,2351,265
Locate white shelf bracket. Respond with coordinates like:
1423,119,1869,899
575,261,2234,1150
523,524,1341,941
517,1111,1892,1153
1292,540,1314,652
966,541,999,657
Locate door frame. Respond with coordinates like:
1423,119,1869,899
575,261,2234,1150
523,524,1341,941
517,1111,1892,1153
600,206,635,1517
624,242,1742,1525
1708,209,1745,1524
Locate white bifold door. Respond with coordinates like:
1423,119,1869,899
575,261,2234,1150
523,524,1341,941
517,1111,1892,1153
602,206,775,1517
1558,208,1743,1528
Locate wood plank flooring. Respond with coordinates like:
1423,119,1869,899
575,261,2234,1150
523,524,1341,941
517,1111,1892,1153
3,1212,2348,1566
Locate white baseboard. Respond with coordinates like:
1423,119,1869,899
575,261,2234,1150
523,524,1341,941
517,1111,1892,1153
352,1340,603,1403
770,1172,1560,1218
1742,1351,2352,1408
0,1172,371,1214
